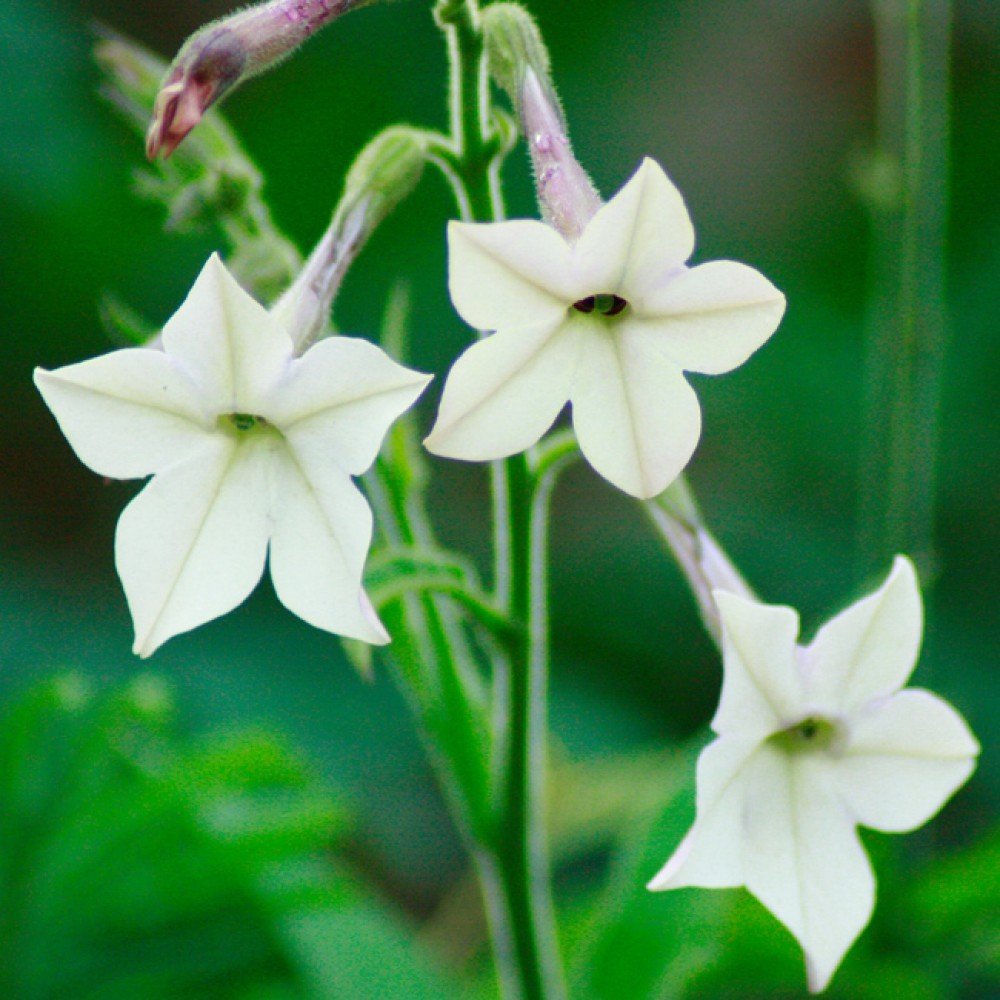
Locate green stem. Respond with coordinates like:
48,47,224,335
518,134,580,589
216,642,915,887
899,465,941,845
375,575,520,648
366,465,493,837
857,0,951,581
491,454,566,1000
432,2,563,996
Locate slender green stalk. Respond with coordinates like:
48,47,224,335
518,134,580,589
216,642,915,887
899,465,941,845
857,0,951,581
366,465,493,837
435,0,513,603
432,2,564,996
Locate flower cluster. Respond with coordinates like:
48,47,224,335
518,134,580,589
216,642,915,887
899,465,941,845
36,7,980,994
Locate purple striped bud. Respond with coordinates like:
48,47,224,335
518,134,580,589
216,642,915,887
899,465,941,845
147,0,373,159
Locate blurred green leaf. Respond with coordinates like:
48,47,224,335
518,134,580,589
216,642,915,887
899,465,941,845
889,825,1000,990
0,675,470,999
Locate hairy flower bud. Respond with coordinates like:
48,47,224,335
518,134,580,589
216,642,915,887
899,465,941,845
273,127,428,349
481,3,552,103
518,68,602,242
147,0,373,159
482,4,600,241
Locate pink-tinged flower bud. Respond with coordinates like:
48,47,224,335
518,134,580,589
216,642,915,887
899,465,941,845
146,63,223,159
518,67,602,242
147,0,372,159
482,4,601,241
646,483,756,646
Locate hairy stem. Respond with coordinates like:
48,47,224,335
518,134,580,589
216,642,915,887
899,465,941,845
366,464,493,838
432,2,563,996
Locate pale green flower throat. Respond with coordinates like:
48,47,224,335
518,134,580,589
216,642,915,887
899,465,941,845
221,412,269,434
770,715,844,755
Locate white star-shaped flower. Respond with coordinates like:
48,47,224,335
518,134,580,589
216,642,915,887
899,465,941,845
35,255,430,657
648,556,979,992
424,158,786,498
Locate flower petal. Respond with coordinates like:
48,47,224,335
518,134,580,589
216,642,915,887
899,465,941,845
712,591,804,736
265,336,431,475
836,688,979,833
116,437,271,657
805,556,923,713
162,254,293,412
269,443,388,645
424,319,579,461
648,735,761,891
573,158,694,298
34,349,212,479
569,320,700,498
447,220,577,331
624,260,785,374
742,748,874,994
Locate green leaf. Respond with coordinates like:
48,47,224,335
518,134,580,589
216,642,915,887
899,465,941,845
0,675,470,999
888,824,1000,987
99,291,160,345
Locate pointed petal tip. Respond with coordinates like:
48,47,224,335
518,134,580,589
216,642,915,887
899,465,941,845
199,250,232,283
888,553,918,587
805,954,834,994
646,829,697,893
421,427,451,458
359,591,391,646
421,425,509,463
631,479,667,501
411,370,435,392
631,155,681,196
714,588,801,631
645,867,676,893
132,633,158,659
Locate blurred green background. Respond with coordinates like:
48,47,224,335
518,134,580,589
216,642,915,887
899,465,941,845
0,0,996,996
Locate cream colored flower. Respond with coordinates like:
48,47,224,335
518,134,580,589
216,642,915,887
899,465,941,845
425,158,785,498
649,557,979,991
35,255,430,656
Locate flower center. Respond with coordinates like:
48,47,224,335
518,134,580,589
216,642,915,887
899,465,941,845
573,293,628,316
221,412,268,433
769,714,846,756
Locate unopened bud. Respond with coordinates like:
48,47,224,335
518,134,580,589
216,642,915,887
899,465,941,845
147,0,372,159
482,5,600,241
519,67,601,242
481,3,552,105
273,127,428,349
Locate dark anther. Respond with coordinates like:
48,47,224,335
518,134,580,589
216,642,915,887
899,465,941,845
573,293,628,316
800,719,819,740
